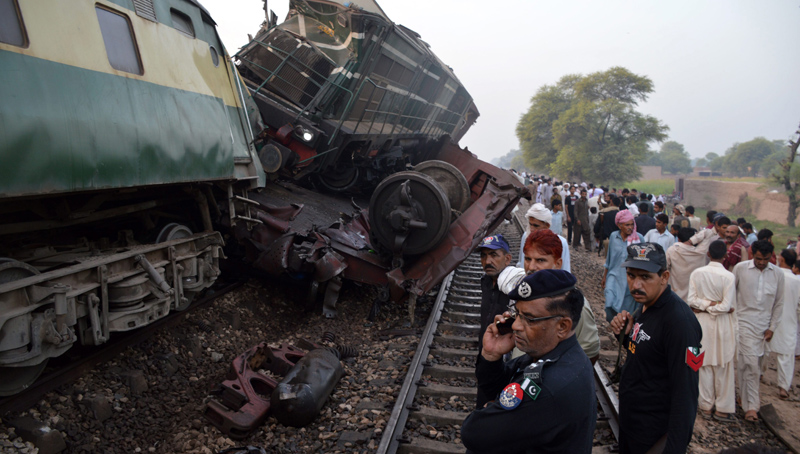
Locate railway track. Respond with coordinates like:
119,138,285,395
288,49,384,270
376,220,620,454
0,278,245,417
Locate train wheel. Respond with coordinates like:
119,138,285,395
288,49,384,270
156,223,193,243
414,160,471,213
156,224,193,310
0,361,49,396
0,258,48,396
368,171,451,256
318,165,360,193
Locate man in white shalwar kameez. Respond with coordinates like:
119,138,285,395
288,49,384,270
733,240,785,422
667,227,709,301
764,249,800,399
687,240,737,421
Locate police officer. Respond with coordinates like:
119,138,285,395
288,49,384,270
461,269,596,454
610,243,702,454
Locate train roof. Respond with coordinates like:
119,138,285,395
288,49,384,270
186,0,216,24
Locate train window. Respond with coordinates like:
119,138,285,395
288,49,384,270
0,0,27,47
209,45,219,67
95,7,143,75
372,54,414,88
170,9,195,38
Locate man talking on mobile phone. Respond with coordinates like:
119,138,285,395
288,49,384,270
461,269,596,454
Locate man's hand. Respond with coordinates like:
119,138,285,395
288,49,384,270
765,329,774,342
709,301,719,306
610,310,634,336
577,219,581,226
481,312,516,361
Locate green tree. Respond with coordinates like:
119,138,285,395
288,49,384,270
641,149,661,166
516,75,580,173
773,123,800,226
516,67,668,184
722,137,780,177
695,158,708,167
707,152,725,172
658,141,693,174
492,149,523,169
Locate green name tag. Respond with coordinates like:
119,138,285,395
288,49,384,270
520,378,541,401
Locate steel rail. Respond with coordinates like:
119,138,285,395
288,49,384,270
376,270,455,454
594,362,621,441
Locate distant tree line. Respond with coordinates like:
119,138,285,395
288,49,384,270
491,149,529,172
697,138,789,178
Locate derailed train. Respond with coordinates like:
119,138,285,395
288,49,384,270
0,0,526,396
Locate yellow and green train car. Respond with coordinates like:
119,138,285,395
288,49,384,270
0,0,266,394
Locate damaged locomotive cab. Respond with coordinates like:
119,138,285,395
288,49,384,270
230,0,528,318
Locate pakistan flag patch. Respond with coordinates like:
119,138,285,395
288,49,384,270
520,378,541,401
686,347,704,372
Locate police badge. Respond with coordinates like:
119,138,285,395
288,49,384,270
499,383,523,410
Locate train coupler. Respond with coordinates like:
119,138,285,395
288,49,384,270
204,343,305,439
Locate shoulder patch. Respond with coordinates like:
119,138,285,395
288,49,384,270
686,347,704,372
499,383,523,410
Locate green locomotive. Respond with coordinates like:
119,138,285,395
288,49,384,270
0,0,266,395
236,0,480,193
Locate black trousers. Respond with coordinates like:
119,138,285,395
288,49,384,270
566,218,575,242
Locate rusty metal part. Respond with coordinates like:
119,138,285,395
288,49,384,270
321,276,342,319
368,171,450,256
204,343,305,439
414,160,471,214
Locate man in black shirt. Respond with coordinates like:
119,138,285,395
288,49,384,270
565,185,579,243
610,243,702,454
635,202,656,237
462,270,596,454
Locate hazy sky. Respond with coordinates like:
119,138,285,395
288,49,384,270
203,0,800,164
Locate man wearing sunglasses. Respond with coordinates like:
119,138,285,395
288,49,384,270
461,269,596,454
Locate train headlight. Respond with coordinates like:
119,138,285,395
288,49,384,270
294,125,315,143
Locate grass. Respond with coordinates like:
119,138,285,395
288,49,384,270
691,207,796,249
620,178,675,197
622,178,797,247
688,176,770,184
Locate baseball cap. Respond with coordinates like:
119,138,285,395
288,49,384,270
478,234,510,253
621,243,667,273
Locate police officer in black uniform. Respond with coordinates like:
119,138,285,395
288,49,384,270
461,269,596,454
610,243,702,454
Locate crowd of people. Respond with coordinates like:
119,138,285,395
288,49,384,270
461,171,799,454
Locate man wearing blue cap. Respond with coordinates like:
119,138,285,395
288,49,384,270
475,234,525,408
610,243,702,454
462,269,596,454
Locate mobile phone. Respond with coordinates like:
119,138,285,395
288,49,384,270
496,317,515,335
